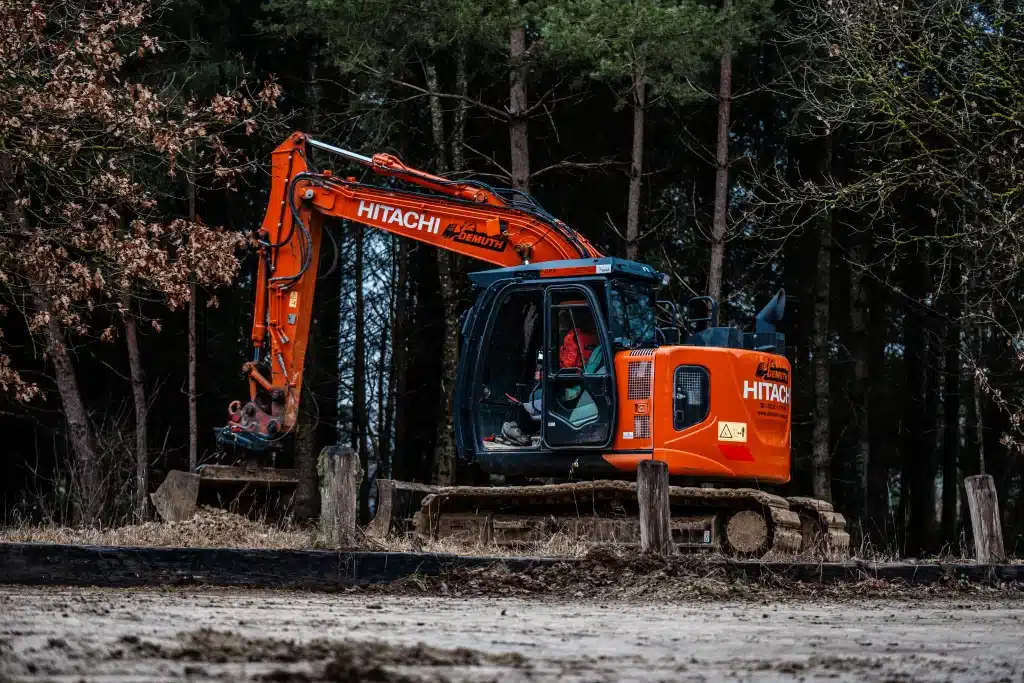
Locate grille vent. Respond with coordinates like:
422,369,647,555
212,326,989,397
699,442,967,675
633,414,651,439
673,365,710,430
676,369,703,406
627,361,653,400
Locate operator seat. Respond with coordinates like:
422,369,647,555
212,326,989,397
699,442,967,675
523,345,605,429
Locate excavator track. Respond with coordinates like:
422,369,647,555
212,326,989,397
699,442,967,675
411,481,819,558
786,496,851,558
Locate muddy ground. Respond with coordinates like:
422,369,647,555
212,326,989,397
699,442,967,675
2,581,1023,682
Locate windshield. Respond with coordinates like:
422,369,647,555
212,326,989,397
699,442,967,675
608,281,657,349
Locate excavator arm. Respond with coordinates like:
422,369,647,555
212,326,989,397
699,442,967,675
219,132,602,451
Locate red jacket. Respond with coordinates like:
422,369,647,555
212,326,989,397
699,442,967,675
560,330,598,369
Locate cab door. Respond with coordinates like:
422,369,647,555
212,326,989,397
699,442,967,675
543,286,615,448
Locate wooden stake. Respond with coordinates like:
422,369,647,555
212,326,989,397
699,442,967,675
964,474,1005,563
637,459,672,555
318,445,361,548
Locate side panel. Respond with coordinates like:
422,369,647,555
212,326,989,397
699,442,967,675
611,349,656,451
605,346,791,483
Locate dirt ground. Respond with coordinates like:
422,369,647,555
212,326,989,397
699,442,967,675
2,584,1023,682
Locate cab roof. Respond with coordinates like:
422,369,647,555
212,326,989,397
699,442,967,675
468,257,666,289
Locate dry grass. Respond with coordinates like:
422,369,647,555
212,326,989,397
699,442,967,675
0,506,314,550
0,507,592,556
3,508,1012,564
361,529,595,558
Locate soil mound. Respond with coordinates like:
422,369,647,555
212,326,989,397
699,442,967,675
118,629,528,682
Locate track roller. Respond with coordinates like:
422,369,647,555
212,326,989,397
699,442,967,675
787,496,851,558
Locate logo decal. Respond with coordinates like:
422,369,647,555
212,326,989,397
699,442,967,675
743,381,790,405
356,200,441,234
755,359,789,384
442,222,508,252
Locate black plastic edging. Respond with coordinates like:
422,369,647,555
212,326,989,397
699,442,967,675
0,542,1020,589
0,542,566,589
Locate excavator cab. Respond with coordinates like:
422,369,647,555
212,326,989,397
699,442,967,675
455,257,798,486
456,257,663,475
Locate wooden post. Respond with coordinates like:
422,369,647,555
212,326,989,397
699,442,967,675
637,459,673,555
318,445,362,548
964,474,1005,563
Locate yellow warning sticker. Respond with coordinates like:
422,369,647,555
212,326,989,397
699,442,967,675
288,292,299,309
717,421,747,443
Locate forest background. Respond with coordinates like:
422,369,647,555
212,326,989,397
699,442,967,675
2,0,1023,558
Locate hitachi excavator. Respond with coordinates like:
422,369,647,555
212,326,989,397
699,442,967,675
151,131,849,557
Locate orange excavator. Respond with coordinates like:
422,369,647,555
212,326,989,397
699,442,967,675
153,132,848,557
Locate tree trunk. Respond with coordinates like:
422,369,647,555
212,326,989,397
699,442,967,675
707,0,732,304
407,252,444,483
961,315,983,549
424,62,447,173
388,239,409,481
508,1,530,193
122,290,148,522
32,286,102,525
292,391,318,520
974,334,986,477
453,44,468,174
187,182,199,472
292,294,327,521
898,295,921,554
941,290,962,547
811,136,833,503
425,59,459,486
900,245,935,556
186,22,199,474
433,260,458,487
353,225,370,522
980,339,1009,539
848,244,870,536
374,306,389,470
291,57,328,520
920,309,942,554
625,69,646,261
866,278,890,543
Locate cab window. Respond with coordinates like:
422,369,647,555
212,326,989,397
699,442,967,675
608,281,657,349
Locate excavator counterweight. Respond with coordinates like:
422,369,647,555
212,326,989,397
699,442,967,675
153,132,849,558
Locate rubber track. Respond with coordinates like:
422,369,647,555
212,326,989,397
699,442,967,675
413,481,806,556
787,496,851,558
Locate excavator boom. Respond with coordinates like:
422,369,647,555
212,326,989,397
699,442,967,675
221,132,601,451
